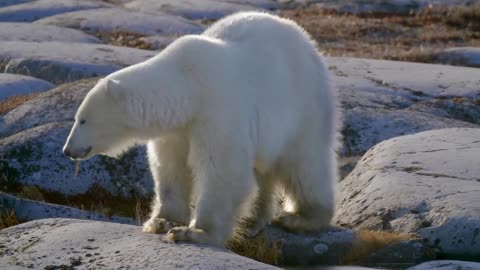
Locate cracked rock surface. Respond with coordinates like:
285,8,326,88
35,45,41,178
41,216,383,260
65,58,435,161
335,128,480,256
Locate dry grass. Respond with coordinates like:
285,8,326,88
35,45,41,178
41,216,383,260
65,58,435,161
12,183,151,223
341,230,417,264
93,30,153,50
228,234,283,265
0,93,40,115
42,184,151,221
279,5,480,63
0,209,20,230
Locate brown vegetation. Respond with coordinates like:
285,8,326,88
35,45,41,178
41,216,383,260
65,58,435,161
0,93,40,115
0,209,19,230
342,230,417,264
228,234,283,265
279,5,480,63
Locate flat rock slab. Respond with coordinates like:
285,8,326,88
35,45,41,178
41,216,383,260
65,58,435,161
0,218,279,270
0,73,53,100
0,0,110,22
124,0,264,20
0,192,136,225
335,128,480,256
432,47,480,68
330,57,480,155
0,22,99,43
408,260,480,270
0,41,156,84
36,7,203,36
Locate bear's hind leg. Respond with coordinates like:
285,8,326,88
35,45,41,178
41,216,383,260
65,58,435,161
143,135,192,234
274,147,336,232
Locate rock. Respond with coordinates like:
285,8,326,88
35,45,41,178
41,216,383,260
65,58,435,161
0,0,110,22
407,260,480,270
1,78,97,136
432,47,480,68
257,225,355,265
0,1,33,8
0,122,151,196
311,0,478,15
335,128,480,257
0,191,136,225
35,7,203,36
341,107,477,156
0,22,99,43
358,240,435,268
330,57,480,155
0,218,280,270
124,0,263,20
0,73,53,101
0,41,156,84
0,78,153,196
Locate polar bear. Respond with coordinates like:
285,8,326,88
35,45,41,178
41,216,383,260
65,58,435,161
63,12,339,246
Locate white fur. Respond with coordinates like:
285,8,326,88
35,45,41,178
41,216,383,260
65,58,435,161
63,12,339,246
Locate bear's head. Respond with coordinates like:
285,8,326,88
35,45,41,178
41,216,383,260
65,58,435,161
63,78,139,160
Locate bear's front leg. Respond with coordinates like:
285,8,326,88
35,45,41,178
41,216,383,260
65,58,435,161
166,134,256,246
143,137,192,234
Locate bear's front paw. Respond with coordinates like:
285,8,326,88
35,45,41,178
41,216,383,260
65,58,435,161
164,226,210,245
142,218,181,234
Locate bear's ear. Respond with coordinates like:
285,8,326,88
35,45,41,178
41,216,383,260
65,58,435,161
105,78,127,102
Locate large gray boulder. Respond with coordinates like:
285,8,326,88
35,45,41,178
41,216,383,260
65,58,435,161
0,0,110,22
335,128,480,257
0,218,279,269
331,57,480,155
0,41,156,84
35,8,204,36
0,79,152,196
0,122,151,196
0,73,53,101
0,22,99,43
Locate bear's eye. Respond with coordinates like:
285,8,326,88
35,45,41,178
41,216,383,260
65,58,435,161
79,119,86,125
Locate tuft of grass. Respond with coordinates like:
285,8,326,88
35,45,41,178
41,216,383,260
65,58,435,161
18,185,45,201
0,93,40,115
39,183,151,221
228,234,283,265
341,229,417,264
0,209,20,230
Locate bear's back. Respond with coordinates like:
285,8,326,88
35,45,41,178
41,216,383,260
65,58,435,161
202,12,312,47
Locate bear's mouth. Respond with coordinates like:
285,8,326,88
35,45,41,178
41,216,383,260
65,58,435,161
68,146,93,160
